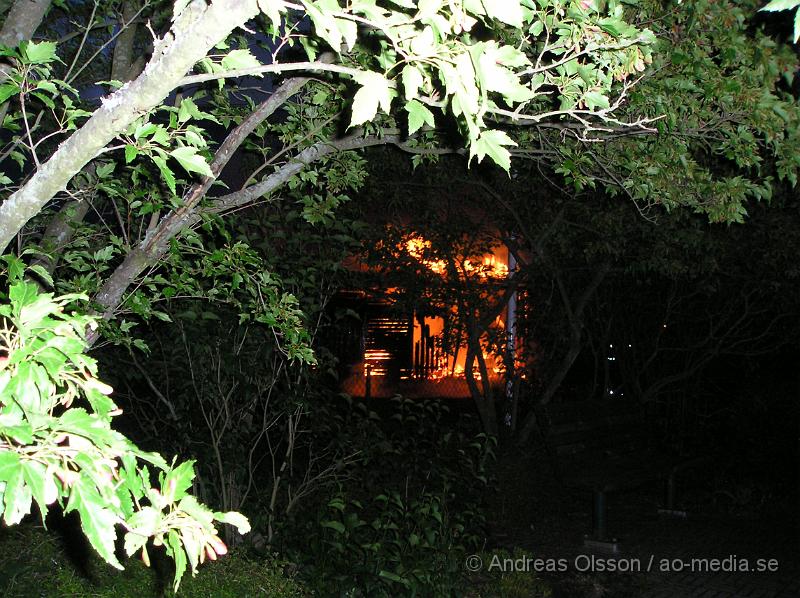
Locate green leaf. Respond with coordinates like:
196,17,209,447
350,72,393,127
19,294,57,326
0,421,33,444
482,0,523,27
378,569,409,585
124,144,138,164
152,155,176,194
214,510,251,534
597,17,635,38
180,527,201,573
21,460,53,520
0,451,21,484
760,0,800,12
21,41,58,64
257,0,285,28
3,256,26,282
163,460,195,502
584,90,610,110
177,97,212,123
795,8,800,43
36,80,58,94
167,530,187,592
134,122,157,141
123,531,149,558
178,495,214,527
96,162,115,178
66,476,123,569
32,91,55,109
321,519,346,534
338,18,357,51
221,48,261,71
125,506,161,539
2,464,32,525
27,264,54,289
304,1,342,51
0,83,20,104
170,146,213,177
471,129,516,171
405,100,435,135
401,65,424,99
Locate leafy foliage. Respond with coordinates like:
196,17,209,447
0,263,249,591
297,397,495,596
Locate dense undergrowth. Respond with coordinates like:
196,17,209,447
0,395,553,598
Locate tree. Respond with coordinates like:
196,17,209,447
1,0,798,583
1,0,796,328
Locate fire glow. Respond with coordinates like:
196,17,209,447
405,236,508,279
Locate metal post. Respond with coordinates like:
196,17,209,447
593,490,607,540
666,473,676,510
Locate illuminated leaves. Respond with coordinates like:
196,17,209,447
170,146,214,177
405,100,435,135
0,274,250,591
350,72,394,127
470,129,516,171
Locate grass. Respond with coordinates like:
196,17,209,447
0,518,309,598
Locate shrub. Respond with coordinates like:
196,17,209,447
0,271,248,591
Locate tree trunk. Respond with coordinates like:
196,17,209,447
0,0,51,47
465,343,499,437
516,261,611,444
0,0,261,252
111,1,141,82
30,200,90,275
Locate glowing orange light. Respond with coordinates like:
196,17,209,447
404,235,509,279
405,236,447,274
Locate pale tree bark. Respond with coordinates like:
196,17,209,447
111,0,141,82
87,126,402,345
0,0,261,253
0,0,51,47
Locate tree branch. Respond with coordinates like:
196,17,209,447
0,0,261,253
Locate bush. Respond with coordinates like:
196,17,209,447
0,274,249,591
293,396,495,597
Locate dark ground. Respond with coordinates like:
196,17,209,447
485,446,799,598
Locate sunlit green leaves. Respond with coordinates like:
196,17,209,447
170,146,214,177
405,100,435,135
470,129,516,171
220,48,261,71
481,0,524,27
19,40,58,65
0,83,19,104
65,476,124,569
214,510,251,534
350,72,394,127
